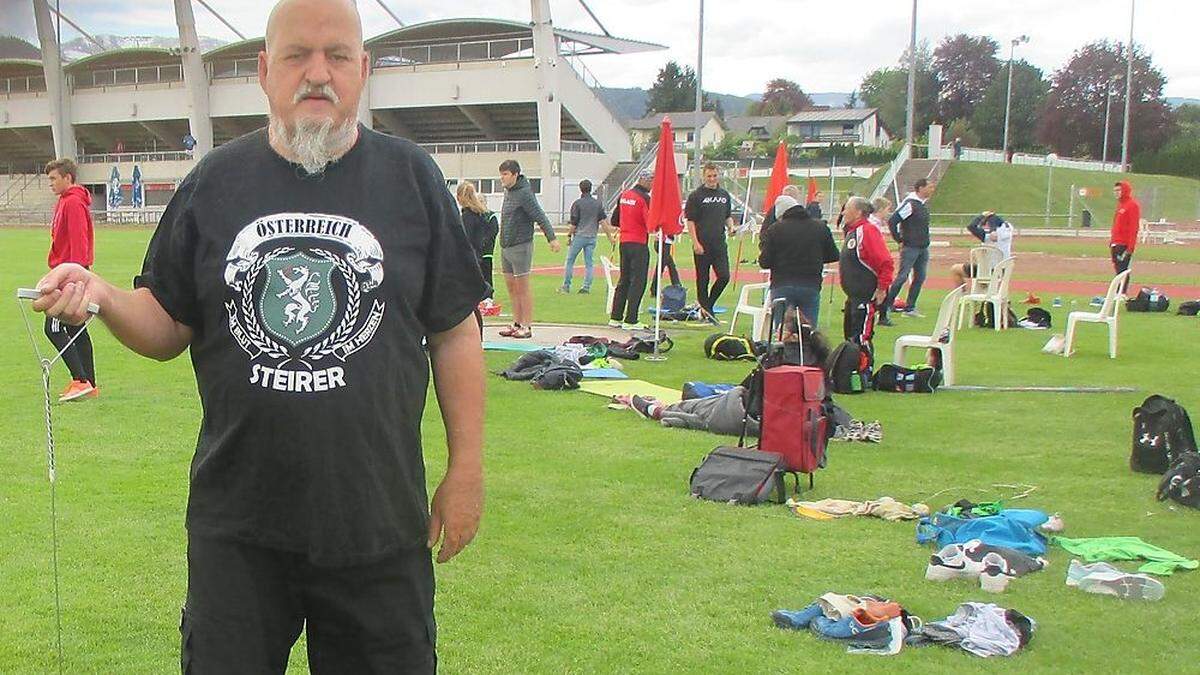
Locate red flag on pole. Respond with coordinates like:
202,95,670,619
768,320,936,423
806,176,819,204
762,141,789,213
647,117,683,236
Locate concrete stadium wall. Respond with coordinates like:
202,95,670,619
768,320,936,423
77,159,195,184
72,83,190,125
0,94,51,128
209,79,270,118
370,61,538,108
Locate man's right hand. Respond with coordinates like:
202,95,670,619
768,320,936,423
33,263,109,326
693,239,705,256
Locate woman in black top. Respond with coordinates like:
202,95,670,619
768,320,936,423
456,181,498,299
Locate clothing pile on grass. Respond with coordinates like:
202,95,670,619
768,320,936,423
495,334,667,390
771,593,1034,658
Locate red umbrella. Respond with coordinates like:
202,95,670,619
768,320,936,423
647,117,683,236
762,141,789,213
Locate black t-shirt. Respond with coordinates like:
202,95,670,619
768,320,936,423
135,126,486,566
685,185,732,249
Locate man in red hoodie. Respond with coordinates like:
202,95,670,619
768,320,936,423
839,196,894,373
1111,180,1141,291
44,158,98,402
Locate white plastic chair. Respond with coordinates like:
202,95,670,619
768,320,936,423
730,282,771,341
1063,270,1131,359
894,285,965,386
966,245,1004,295
957,256,1015,331
601,255,618,316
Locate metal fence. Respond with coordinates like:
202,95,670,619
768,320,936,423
373,37,534,69
1,75,47,95
71,64,184,90
419,140,540,155
77,151,194,164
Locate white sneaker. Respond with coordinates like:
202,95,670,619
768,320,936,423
607,319,623,328
621,322,648,331
1066,559,1123,587
979,553,1017,593
1077,571,1165,601
925,544,987,581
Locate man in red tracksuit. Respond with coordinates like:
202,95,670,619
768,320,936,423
44,158,99,402
1110,180,1141,291
839,197,894,373
607,170,653,330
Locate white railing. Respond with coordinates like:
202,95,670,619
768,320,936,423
563,51,604,91
71,64,184,90
209,58,259,81
870,143,911,203
562,140,601,154
78,151,194,164
937,145,1124,173
419,140,540,155
1,75,47,95
373,36,534,69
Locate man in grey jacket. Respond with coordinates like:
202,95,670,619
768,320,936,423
498,159,560,339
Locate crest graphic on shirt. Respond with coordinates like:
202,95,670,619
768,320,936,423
223,213,386,391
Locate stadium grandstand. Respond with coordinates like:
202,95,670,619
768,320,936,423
0,0,664,221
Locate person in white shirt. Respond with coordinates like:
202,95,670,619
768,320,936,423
952,211,1014,288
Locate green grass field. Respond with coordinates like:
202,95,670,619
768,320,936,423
2,228,1199,673
931,162,1200,226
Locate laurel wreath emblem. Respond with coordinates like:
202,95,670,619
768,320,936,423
232,246,362,364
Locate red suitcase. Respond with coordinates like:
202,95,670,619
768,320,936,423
760,365,828,475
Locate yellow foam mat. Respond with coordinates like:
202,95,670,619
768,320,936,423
577,379,683,405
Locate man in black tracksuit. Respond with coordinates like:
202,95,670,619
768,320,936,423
686,163,736,322
880,178,936,325
758,195,838,326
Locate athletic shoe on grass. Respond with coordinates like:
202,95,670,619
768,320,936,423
979,553,1017,593
621,322,648,331
771,604,824,631
1077,571,1165,601
59,380,95,403
578,288,590,294
925,544,988,581
877,315,895,327
607,319,623,328
903,309,925,318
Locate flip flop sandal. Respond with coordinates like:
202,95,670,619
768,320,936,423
498,324,519,337
511,327,534,339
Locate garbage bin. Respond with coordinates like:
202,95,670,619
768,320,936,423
1082,209,1093,228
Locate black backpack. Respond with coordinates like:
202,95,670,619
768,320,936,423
704,333,756,361
1178,300,1200,316
661,284,688,312
1023,307,1052,328
1126,287,1170,312
1130,395,1198,474
872,364,942,393
826,341,867,394
1157,453,1200,509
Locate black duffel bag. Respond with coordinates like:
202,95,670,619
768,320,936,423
1126,287,1170,312
872,364,942,393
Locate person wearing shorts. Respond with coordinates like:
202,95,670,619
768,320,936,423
498,158,560,339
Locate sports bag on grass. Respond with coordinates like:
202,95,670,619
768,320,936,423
689,446,786,505
704,333,756,361
1157,452,1200,509
1126,287,1170,312
826,341,868,394
973,304,1019,328
1178,300,1200,316
661,284,688,312
872,364,942,393
1131,395,1198,474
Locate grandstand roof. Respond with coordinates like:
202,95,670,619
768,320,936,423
63,48,180,73
203,37,266,61
365,18,663,55
0,59,43,78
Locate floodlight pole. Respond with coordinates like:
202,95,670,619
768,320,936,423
693,0,705,183
1102,81,1114,167
1002,36,1028,156
1119,0,1136,171
904,0,916,157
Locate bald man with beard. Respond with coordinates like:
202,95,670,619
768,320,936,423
30,0,486,671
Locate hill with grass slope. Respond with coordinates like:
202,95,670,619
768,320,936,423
929,162,1200,228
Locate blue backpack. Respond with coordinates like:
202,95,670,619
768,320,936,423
661,284,688,312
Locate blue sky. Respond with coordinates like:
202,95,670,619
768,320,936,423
4,0,1197,99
